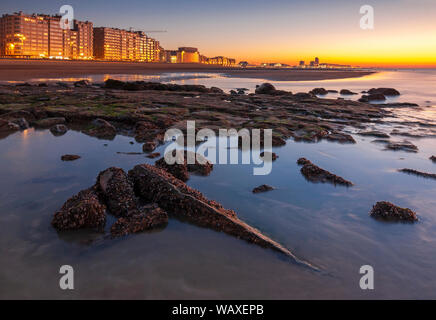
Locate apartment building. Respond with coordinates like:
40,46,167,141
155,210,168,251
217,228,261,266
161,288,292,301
0,12,93,59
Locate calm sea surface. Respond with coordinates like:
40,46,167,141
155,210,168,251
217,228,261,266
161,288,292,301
0,70,435,299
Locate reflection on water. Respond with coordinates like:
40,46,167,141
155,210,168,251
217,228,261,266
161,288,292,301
1,122,436,298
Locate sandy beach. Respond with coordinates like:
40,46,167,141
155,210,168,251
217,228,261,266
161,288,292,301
0,59,374,82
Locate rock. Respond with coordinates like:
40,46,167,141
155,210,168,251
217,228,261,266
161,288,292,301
110,205,168,237
142,141,158,153
61,154,81,161
11,118,29,129
96,167,138,217
84,118,116,139
358,130,390,138
325,132,356,144
0,119,20,132
50,124,68,136
255,83,276,94
369,201,417,222
146,152,161,159
155,150,213,182
367,93,386,101
128,164,313,267
340,89,358,95
35,117,66,128
430,156,436,163
297,158,353,186
385,141,418,153
398,168,436,180
74,80,91,88
104,79,125,89
368,88,400,96
327,89,338,93
51,187,106,231
252,184,275,193
210,87,224,94
310,88,328,95
260,151,278,161
230,90,238,95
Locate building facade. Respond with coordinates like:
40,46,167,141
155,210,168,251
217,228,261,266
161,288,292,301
93,27,161,62
0,12,93,59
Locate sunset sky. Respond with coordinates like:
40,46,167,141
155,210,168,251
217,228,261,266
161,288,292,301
2,0,436,67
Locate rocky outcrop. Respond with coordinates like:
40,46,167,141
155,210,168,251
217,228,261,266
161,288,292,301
84,118,116,140
358,130,390,138
74,80,91,88
61,154,81,161
96,167,139,217
340,89,358,95
252,184,275,193
370,201,417,222
255,83,276,94
398,168,436,180
359,93,386,102
110,205,168,237
430,156,436,163
51,187,106,231
11,118,29,130
310,88,328,95
155,150,213,181
128,163,314,268
385,140,418,153
297,158,353,186
50,124,68,136
104,79,219,93
0,119,20,132
368,88,400,96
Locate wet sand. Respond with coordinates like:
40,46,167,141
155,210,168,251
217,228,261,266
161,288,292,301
0,59,374,82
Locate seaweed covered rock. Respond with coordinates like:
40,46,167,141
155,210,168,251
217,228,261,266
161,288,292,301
50,124,68,136
110,205,168,237
310,88,328,95
96,167,138,217
51,187,106,231
297,158,353,186
0,119,20,132
385,140,418,153
84,118,116,140
155,150,213,181
370,201,417,222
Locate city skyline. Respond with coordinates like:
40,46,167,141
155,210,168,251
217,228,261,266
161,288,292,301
0,0,435,67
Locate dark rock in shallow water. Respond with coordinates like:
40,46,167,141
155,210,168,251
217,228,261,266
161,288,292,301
398,168,436,180
84,118,116,140
155,150,213,182
255,83,276,94
252,184,275,193
0,119,20,132
142,141,158,153
110,205,168,237
325,132,356,144
11,118,29,130
431,156,436,163
340,89,358,95
297,158,353,186
260,151,278,161
358,130,390,138
61,154,81,161
310,88,328,95
370,201,417,222
96,167,138,217
368,88,400,96
128,163,312,266
360,93,386,102
52,187,106,231
385,140,418,153
50,124,68,136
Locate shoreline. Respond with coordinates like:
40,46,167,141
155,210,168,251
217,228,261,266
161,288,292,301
0,59,375,82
